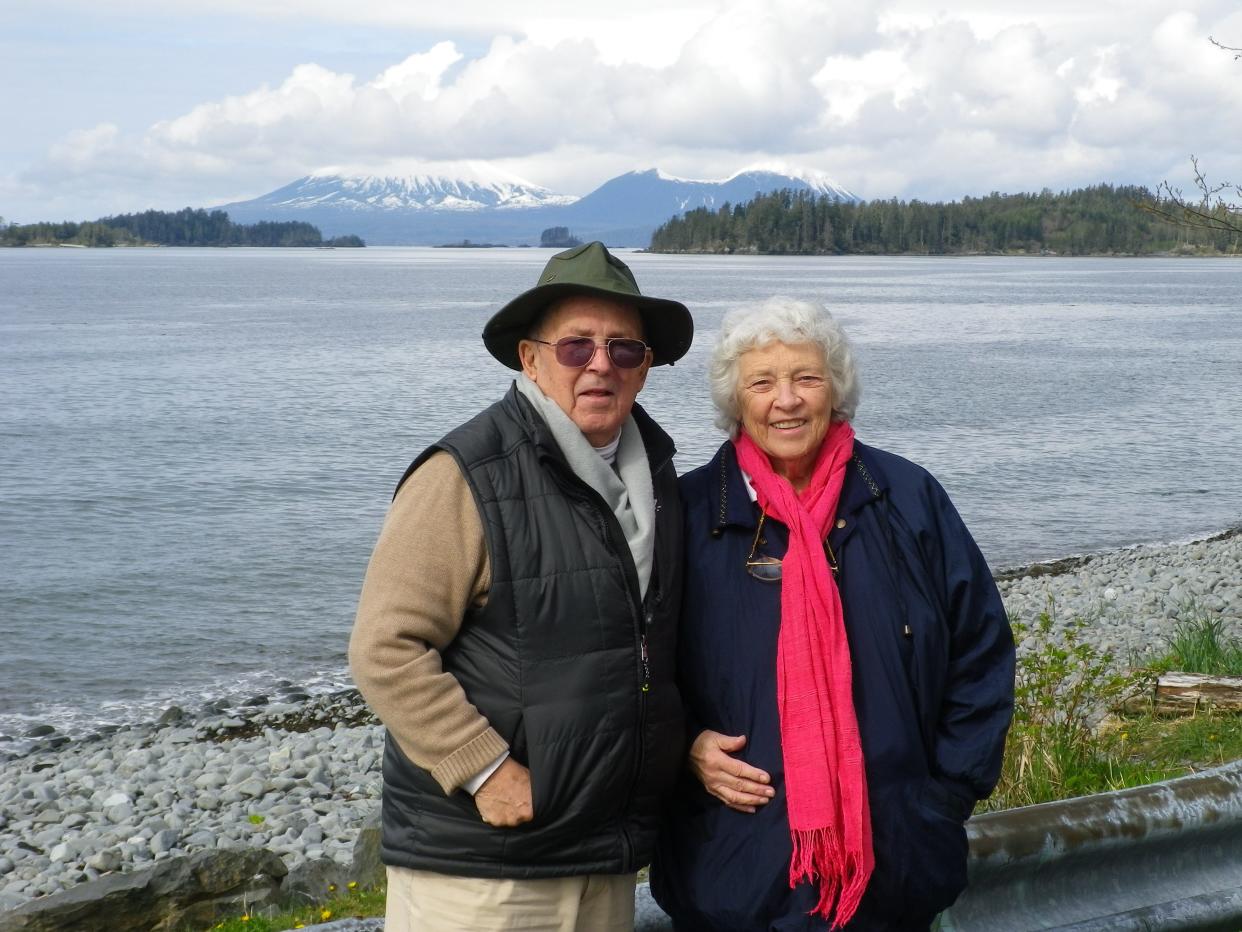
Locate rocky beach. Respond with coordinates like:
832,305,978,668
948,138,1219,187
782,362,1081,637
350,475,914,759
995,526,1242,661
1,528,1239,921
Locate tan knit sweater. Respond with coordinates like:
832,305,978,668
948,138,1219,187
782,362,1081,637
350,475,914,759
348,452,509,794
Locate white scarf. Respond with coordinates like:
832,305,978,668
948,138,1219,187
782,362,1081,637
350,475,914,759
515,375,656,597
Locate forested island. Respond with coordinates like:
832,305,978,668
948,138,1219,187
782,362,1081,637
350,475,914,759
649,184,1239,256
0,208,365,248
540,226,583,248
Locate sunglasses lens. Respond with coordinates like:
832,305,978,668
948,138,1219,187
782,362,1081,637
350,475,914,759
608,339,648,369
746,559,782,582
554,337,597,367
552,337,648,368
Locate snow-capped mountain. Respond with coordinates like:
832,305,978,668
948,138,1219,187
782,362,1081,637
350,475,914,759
731,163,857,202
217,165,857,245
226,163,578,215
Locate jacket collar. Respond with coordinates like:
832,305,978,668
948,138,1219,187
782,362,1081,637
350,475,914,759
504,382,677,474
708,437,887,540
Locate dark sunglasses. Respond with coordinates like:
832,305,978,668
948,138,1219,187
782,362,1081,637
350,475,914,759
745,510,839,583
532,336,650,369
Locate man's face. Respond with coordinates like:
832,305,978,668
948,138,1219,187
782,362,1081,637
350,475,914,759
518,296,651,446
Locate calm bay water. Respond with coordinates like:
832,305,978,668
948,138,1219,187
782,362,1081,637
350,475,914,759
2,247,1240,739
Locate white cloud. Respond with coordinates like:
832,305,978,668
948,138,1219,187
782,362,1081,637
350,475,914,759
371,42,463,101
1073,46,1123,105
13,0,1242,217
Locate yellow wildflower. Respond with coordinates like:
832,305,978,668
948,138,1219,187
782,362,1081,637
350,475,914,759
320,909,333,921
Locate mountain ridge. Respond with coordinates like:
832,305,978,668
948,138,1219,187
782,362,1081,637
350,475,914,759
217,165,857,245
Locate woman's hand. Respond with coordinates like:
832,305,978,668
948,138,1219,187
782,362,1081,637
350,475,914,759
474,757,534,827
689,730,775,813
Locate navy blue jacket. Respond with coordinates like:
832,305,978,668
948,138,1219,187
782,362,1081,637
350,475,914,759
651,440,1014,931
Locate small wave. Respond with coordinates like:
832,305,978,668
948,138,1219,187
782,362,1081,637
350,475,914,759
0,663,355,751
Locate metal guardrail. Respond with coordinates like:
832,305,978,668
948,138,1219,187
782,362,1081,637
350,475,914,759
943,758,1242,931
636,759,1242,932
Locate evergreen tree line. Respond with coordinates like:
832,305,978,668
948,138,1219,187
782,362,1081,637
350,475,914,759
649,184,1241,255
0,208,365,248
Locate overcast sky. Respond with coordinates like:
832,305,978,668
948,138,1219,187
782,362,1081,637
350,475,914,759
3,0,1241,222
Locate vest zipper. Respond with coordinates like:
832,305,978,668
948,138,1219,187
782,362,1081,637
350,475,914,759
640,633,651,693
544,455,651,871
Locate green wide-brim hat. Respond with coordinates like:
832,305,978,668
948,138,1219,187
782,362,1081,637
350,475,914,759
482,241,694,370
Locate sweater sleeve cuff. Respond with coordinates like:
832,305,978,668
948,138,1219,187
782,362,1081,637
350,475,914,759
430,728,510,795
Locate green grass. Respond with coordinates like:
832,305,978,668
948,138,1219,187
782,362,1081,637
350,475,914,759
982,605,1242,812
1121,709,1242,770
1150,609,1242,675
203,884,385,931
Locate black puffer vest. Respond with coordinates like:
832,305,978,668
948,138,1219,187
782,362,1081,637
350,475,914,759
379,385,685,877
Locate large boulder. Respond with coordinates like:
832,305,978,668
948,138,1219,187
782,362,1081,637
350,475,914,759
349,810,384,890
0,849,287,932
280,858,348,909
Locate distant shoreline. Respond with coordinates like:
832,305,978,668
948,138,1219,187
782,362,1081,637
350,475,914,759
7,244,1237,256
0,207,365,249
3,243,362,249
644,247,1242,258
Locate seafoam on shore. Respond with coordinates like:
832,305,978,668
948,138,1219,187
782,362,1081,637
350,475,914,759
1,529,1240,910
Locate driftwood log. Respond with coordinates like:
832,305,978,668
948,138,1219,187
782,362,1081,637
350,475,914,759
1140,672,1242,714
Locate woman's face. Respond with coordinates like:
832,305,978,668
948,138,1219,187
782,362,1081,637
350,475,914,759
736,340,834,487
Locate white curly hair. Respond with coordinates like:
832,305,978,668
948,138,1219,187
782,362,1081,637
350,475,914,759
708,296,860,437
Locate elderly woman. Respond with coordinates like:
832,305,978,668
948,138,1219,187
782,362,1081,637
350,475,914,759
651,298,1014,932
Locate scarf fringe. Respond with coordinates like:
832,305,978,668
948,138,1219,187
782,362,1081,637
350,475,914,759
788,802,869,928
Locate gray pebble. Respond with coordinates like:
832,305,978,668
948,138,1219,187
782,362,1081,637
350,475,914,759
195,793,221,812
86,848,120,872
105,803,136,824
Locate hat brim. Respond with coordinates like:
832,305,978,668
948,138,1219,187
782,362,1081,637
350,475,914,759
482,283,694,370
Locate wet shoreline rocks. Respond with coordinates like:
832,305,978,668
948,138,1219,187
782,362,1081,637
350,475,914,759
0,691,384,909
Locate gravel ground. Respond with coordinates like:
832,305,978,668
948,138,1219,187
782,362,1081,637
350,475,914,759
996,526,1242,662
0,692,382,909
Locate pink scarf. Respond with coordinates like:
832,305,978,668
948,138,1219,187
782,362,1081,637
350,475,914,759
734,423,874,928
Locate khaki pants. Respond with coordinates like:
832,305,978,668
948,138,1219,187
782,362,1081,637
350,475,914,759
385,866,637,932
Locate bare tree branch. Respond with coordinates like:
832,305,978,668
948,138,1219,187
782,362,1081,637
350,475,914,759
1209,36,1242,59
1137,39,1242,237
1138,156,1242,235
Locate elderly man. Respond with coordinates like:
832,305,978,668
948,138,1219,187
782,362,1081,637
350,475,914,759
350,242,694,931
